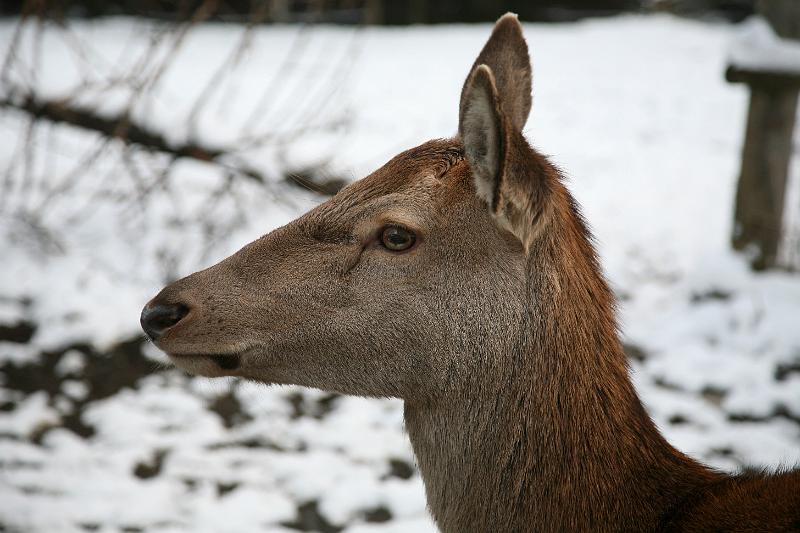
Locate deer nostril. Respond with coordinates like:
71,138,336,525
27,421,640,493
140,302,189,341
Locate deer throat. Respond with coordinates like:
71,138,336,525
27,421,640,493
404,353,718,532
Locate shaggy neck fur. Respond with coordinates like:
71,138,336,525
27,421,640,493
404,185,720,532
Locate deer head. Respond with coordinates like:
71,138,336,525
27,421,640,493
141,13,562,404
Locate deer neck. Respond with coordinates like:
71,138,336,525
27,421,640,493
404,209,718,532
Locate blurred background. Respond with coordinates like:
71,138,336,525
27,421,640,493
1,1,799,532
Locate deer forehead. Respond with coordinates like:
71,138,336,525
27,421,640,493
302,142,470,239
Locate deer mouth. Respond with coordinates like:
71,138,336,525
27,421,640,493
209,354,241,370
169,352,242,372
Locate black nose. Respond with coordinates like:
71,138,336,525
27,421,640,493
140,302,189,341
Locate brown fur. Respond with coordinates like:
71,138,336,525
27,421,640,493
142,13,800,532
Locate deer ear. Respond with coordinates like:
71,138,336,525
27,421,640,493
460,14,541,249
459,65,506,210
458,13,532,212
460,13,531,132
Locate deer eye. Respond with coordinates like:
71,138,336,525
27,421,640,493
381,226,416,251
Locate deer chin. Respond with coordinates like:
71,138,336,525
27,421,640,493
168,351,245,377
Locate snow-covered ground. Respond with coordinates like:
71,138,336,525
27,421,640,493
1,14,799,533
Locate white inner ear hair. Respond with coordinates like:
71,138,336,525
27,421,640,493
462,86,499,207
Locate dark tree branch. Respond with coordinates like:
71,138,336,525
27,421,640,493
1,93,226,162
1,92,349,197
0,92,288,191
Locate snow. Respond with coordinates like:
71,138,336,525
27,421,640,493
54,350,86,377
728,16,800,75
0,391,60,436
1,13,800,533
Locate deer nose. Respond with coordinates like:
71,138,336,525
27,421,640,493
140,302,189,341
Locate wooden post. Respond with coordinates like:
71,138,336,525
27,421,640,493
730,82,798,270
728,0,800,270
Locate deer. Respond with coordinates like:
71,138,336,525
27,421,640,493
141,13,800,532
